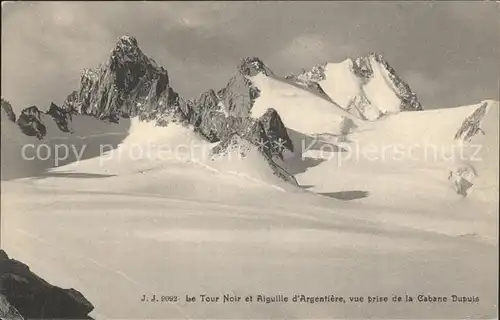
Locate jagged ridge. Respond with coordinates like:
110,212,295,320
289,52,423,120
2,36,438,186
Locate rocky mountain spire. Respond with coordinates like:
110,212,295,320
62,35,182,123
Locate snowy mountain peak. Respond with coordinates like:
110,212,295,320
288,52,423,120
295,63,327,83
118,35,139,47
238,57,273,76
108,35,150,70
366,52,423,111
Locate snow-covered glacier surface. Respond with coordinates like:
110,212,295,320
1,103,498,319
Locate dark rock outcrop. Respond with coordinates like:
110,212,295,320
0,293,24,320
0,250,94,319
188,58,292,160
16,106,47,140
216,57,265,119
47,102,72,133
352,56,374,79
190,90,233,142
454,102,488,141
1,99,16,123
448,166,476,197
254,108,294,158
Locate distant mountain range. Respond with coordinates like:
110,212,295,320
1,35,497,196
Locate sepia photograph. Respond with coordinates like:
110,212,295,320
0,1,499,319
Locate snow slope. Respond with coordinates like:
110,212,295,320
1,114,130,180
316,60,363,109
290,101,499,242
1,139,497,319
249,73,356,135
361,56,402,114
1,99,497,318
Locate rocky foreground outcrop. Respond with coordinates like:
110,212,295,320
0,250,94,319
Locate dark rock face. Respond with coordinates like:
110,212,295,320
47,102,72,133
454,102,488,141
191,89,293,159
352,57,374,79
1,99,16,123
218,72,260,119
16,106,47,140
448,166,475,197
254,108,294,158
188,58,291,159
0,293,24,320
190,90,229,142
0,250,94,319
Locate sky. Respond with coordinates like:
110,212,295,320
1,1,499,112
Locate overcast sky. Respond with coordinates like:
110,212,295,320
1,1,499,112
